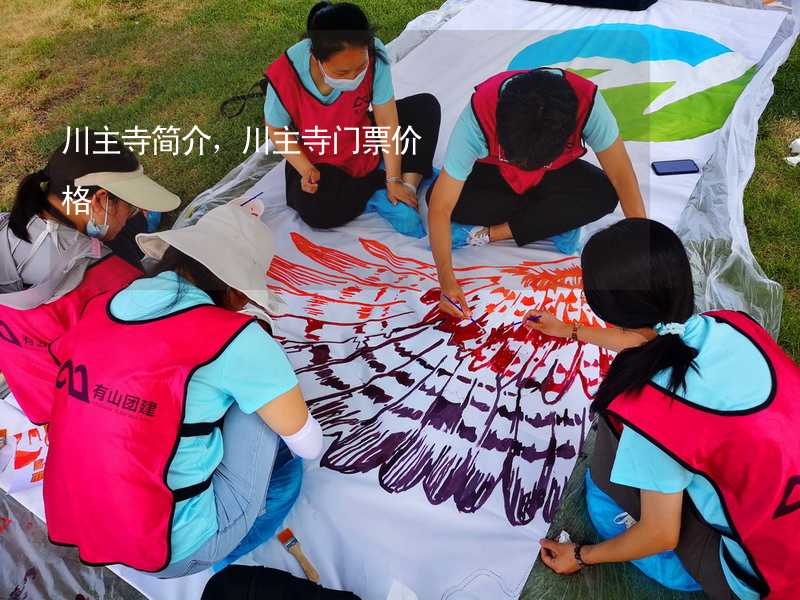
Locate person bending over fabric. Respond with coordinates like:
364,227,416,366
43,204,323,577
430,69,646,319
0,132,179,424
524,219,799,600
265,1,441,228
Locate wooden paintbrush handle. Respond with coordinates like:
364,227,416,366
289,543,320,583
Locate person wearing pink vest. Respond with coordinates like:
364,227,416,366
524,219,799,600
44,204,323,577
0,132,179,424
429,69,647,322
264,2,441,229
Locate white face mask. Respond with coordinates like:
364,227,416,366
317,59,367,92
86,198,110,239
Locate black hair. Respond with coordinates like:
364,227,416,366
150,246,232,309
496,70,579,171
583,218,699,410
305,1,386,63
10,130,139,242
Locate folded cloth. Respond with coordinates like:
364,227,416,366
365,170,439,239
212,442,303,572
202,565,362,600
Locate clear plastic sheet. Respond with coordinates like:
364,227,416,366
675,0,798,338
0,492,144,600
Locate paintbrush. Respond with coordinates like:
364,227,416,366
442,294,484,331
277,528,320,583
512,315,543,327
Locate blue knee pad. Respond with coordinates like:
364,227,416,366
550,227,581,255
365,169,440,239
213,442,303,572
584,468,701,592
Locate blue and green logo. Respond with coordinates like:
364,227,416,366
509,24,755,142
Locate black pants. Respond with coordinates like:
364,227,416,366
286,93,441,229
591,419,736,600
450,159,618,246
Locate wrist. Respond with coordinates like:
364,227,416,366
439,272,457,289
573,544,586,568
577,543,597,566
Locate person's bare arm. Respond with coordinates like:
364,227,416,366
373,99,417,207
428,170,470,318
596,136,646,219
524,309,654,352
540,490,683,574
255,384,309,436
266,122,320,194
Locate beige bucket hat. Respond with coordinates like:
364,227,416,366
135,202,282,314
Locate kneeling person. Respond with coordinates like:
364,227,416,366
44,204,322,576
430,69,646,319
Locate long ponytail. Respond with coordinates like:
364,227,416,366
10,169,82,243
10,171,51,243
580,218,699,410
592,333,698,410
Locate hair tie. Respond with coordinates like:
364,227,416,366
655,322,686,337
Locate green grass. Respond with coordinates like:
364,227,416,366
743,42,800,358
0,0,441,210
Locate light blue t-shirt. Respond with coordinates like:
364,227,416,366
443,70,620,181
109,271,299,564
264,38,394,128
610,314,771,600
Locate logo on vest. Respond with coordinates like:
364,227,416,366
56,360,89,403
92,383,158,417
774,475,800,520
0,321,21,347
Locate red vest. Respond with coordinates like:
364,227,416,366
265,52,380,177
0,255,141,425
472,69,597,194
45,291,254,572
605,311,800,599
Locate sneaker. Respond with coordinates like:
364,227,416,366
467,226,491,247
451,223,490,249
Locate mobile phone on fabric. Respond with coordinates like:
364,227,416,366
651,159,700,176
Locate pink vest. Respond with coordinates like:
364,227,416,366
472,69,597,194
45,291,254,572
265,52,380,177
0,255,141,424
606,311,800,599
